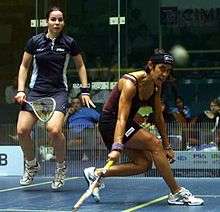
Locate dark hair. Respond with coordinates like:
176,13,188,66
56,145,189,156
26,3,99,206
145,48,174,73
150,48,174,65
46,6,64,20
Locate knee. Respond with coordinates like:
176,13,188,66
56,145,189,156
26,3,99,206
47,126,62,138
150,138,164,154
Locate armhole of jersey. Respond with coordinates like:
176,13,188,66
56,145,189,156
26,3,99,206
122,74,138,86
122,74,139,98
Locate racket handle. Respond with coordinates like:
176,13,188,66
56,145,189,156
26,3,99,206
72,160,114,211
104,160,114,169
101,160,114,175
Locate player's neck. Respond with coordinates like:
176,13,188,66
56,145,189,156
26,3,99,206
46,32,58,40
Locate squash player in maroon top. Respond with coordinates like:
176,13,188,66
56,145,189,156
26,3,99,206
83,49,204,206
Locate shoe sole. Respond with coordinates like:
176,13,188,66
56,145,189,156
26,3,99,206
20,181,33,186
51,184,64,190
83,169,100,202
168,201,204,206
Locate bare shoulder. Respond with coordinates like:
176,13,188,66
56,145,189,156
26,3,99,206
118,77,137,99
128,70,146,78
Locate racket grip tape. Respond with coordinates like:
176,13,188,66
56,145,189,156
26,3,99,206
101,160,114,175
104,160,114,169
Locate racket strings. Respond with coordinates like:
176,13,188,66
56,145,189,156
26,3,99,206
32,98,56,122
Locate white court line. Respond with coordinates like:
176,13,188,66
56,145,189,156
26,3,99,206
198,195,220,198
0,177,79,193
0,209,71,212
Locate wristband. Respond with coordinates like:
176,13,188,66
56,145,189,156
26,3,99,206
17,90,25,94
111,143,124,153
80,87,90,96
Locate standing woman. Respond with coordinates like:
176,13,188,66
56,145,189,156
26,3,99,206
14,6,94,190
84,49,204,205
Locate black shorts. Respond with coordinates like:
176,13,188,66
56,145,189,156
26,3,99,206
21,89,68,114
98,112,141,151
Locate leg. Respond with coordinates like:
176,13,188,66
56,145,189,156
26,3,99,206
98,149,153,177
84,149,152,202
126,130,203,205
17,111,40,185
125,129,180,194
47,111,66,163
17,111,38,161
47,111,66,189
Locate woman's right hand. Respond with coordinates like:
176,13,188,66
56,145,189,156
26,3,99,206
14,91,26,104
108,150,121,162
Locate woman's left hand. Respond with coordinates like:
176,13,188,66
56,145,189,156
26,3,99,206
164,148,175,164
81,95,96,108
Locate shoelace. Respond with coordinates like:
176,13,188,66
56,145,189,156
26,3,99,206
179,189,192,199
23,164,37,179
54,167,66,181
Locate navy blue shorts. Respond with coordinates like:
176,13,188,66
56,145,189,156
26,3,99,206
98,112,141,151
21,89,68,114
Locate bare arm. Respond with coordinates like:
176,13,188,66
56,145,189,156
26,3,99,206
154,87,175,163
73,54,95,108
73,54,88,87
153,87,170,148
14,52,32,104
108,79,136,160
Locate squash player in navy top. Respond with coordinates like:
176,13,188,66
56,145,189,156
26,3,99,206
14,6,95,190
83,49,204,206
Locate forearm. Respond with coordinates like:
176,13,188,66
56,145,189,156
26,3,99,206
18,65,28,91
155,116,170,148
78,65,88,87
108,119,126,153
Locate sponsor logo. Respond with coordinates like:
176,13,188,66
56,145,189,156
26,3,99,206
125,127,135,137
177,155,187,161
36,48,45,52
193,153,206,159
0,153,7,166
56,48,65,52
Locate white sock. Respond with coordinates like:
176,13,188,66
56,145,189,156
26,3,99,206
26,158,37,166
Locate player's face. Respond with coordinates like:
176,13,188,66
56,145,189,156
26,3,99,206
210,102,220,114
47,10,64,35
152,64,171,86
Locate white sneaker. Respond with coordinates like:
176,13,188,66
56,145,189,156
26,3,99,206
20,162,40,186
51,164,67,190
83,167,105,202
168,187,204,206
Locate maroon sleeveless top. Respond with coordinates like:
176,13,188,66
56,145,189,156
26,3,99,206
102,74,155,120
